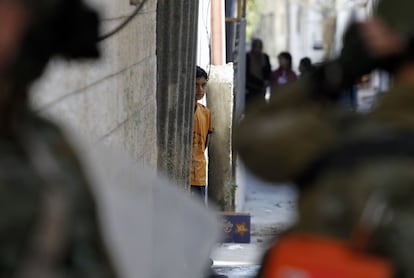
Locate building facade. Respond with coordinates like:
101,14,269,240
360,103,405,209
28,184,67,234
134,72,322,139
32,0,203,189
32,0,159,168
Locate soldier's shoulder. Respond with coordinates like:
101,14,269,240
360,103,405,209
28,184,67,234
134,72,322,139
27,110,80,158
29,110,62,132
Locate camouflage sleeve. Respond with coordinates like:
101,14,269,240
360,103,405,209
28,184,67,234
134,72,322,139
235,81,338,182
1,114,118,277
46,123,118,278
67,179,117,278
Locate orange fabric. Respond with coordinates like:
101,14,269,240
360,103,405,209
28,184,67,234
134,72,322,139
191,103,213,186
261,234,393,278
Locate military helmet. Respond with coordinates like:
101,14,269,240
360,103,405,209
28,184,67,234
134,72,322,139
10,0,100,86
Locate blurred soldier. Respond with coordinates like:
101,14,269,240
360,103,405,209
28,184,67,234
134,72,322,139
236,0,414,276
0,0,116,277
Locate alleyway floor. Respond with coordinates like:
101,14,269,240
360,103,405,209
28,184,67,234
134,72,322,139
211,172,298,277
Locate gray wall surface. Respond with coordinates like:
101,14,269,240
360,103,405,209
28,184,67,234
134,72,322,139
31,0,158,168
156,0,200,188
207,64,234,211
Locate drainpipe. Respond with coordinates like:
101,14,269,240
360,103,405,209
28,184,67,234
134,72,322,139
211,0,226,65
225,0,236,63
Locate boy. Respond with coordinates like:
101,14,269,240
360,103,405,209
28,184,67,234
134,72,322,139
191,66,213,203
298,57,314,78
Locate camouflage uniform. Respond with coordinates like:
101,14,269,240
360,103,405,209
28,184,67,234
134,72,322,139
0,109,117,277
236,0,414,276
0,0,116,276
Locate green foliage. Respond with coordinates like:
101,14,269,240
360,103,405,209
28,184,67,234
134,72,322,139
230,183,238,196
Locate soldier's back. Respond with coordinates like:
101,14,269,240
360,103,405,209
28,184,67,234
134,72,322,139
295,84,414,277
0,110,116,277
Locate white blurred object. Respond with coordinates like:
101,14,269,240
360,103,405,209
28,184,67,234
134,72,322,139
72,136,221,278
227,245,243,251
265,86,271,102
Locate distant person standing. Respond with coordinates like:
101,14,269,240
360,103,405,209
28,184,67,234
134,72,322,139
246,38,272,110
191,66,213,204
299,57,314,79
270,52,297,96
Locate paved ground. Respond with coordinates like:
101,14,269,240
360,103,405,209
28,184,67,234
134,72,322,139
211,172,298,277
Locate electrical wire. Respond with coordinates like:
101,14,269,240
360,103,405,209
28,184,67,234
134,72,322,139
97,0,148,42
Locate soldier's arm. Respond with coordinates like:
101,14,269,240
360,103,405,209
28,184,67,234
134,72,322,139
235,80,338,183
69,166,118,278
50,128,118,278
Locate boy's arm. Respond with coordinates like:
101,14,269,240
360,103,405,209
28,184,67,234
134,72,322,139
205,131,212,149
205,111,213,149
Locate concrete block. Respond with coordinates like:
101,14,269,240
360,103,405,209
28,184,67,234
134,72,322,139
207,64,234,210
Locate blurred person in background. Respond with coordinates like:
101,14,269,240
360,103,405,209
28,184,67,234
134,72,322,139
270,52,297,97
245,38,271,111
298,57,314,79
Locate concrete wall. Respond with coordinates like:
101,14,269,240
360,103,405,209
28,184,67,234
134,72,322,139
232,19,247,212
31,0,158,168
156,0,200,188
207,64,234,211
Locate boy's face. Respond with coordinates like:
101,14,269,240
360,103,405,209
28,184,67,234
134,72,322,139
279,57,289,69
299,63,305,73
195,76,207,102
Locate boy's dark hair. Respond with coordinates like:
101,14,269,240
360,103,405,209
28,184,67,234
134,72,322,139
300,57,312,69
278,52,293,67
196,66,208,80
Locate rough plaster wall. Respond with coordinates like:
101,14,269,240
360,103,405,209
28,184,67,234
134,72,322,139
156,0,199,188
207,64,234,211
31,0,158,168
232,20,247,212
